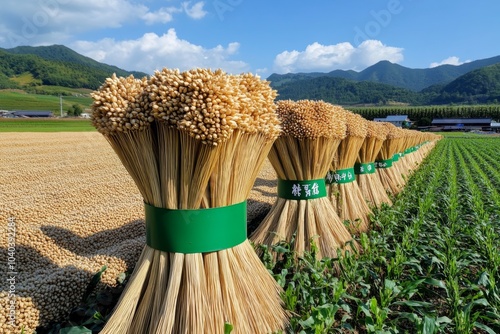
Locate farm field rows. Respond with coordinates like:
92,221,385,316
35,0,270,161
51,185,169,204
0,90,92,112
266,135,500,333
0,132,499,333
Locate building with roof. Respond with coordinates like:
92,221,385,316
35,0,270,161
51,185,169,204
431,118,492,131
491,122,500,133
12,110,53,118
373,115,411,128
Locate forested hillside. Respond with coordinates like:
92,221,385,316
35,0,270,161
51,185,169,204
272,63,500,106
0,45,147,90
268,55,500,91
273,76,422,105
429,64,500,104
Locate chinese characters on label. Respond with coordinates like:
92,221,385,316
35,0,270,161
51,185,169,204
326,171,334,184
326,170,355,184
290,182,321,198
358,164,373,174
335,170,354,182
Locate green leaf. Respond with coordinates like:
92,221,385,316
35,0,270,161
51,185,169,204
423,278,447,290
395,312,420,322
473,322,497,334
436,316,452,324
358,303,372,318
59,326,92,334
369,298,379,314
224,322,233,334
422,316,436,334
384,279,396,290
471,298,490,307
82,265,107,302
298,316,315,328
393,300,433,308
273,245,289,254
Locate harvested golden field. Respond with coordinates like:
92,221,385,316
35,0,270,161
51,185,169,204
0,132,276,333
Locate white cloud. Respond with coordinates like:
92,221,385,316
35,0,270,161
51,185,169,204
0,0,207,48
273,40,404,74
71,29,249,74
141,7,182,25
256,68,268,75
182,1,208,19
429,56,471,68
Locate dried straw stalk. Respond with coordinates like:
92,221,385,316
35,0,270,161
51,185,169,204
375,122,401,196
356,121,393,207
329,111,372,233
251,100,356,259
394,130,411,182
406,130,423,172
397,130,421,181
390,129,408,190
91,74,163,333
93,69,287,334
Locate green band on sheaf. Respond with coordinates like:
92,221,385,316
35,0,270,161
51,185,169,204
354,163,376,175
375,158,393,168
404,147,416,154
325,167,356,184
145,201,247,254
392,153,400,162
278,178,327,199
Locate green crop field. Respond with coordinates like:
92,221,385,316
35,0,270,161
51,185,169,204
263,135,500,333
0,118,95,132
0,90,92,112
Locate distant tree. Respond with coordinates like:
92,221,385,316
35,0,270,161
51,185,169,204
67,104,83,117
418,117,432,126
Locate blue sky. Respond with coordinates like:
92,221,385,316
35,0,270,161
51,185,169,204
1,0,499,78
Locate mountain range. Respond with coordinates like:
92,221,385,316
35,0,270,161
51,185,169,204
268,59,500,105
1,44,500,106
268,55,500,92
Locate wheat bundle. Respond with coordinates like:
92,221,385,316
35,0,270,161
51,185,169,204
93,69,287,334
414,132,427,163
395,129,414,181
356,121,393,207
375,122,401,196
251,100,356,260
398,129,422,180
416,133,437,161
327,111,371,233
91,74,163,333
390,128,408,189
91,74,161,207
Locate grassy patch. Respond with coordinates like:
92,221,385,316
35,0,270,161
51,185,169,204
0,90,92,112
0,118,95,132
27,86,93,96
9,72,42,86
